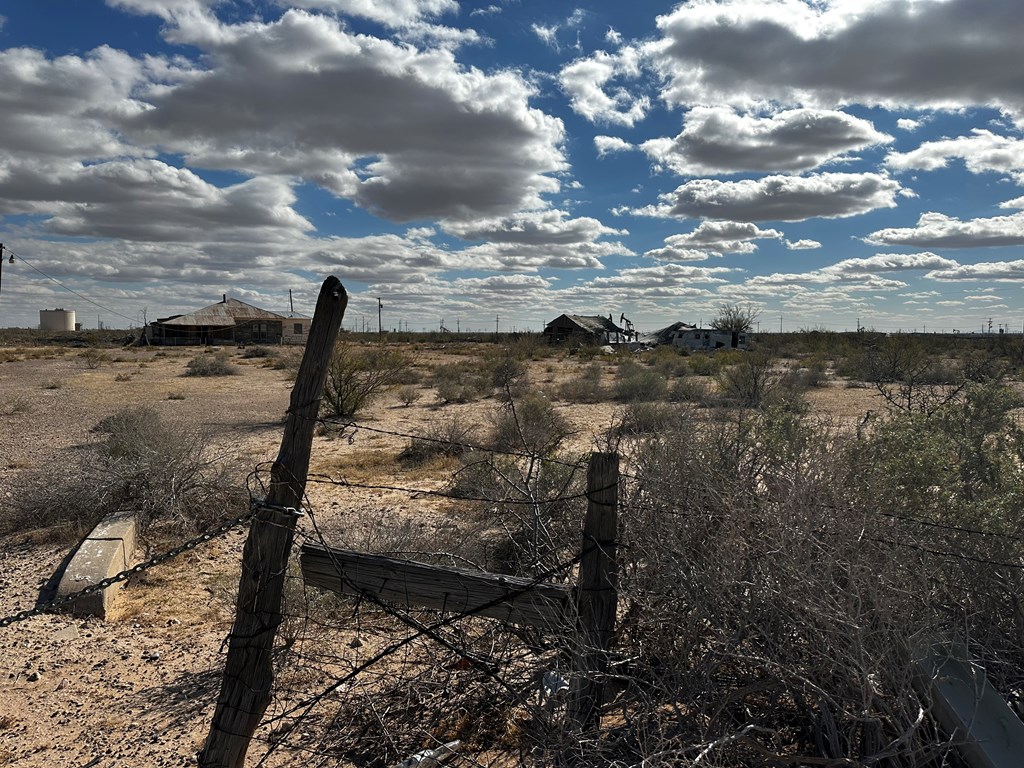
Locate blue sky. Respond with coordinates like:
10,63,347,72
1,0,1023,333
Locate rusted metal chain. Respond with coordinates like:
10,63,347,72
0,505,257,629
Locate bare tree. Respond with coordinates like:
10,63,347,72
711,302,760,333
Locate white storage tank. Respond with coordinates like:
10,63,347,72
40,308,76,331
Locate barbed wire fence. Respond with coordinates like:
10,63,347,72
5,277,1024,765
4,409,1024,765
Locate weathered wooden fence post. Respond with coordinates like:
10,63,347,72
199,276,347,768
568,451,619,732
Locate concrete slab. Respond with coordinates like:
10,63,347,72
55,510,138,618
915,644,1024,768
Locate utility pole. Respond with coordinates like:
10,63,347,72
779,314,783,333
0,243,11,303
496,315,499,335
378,298,383,337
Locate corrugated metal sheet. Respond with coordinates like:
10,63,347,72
157,298,287,327
568,315,622,334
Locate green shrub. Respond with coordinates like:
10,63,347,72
669,376,709,404
321,343,411,418
489,391,571,455
646,346,689,377
688,353,722,376
851,382,1024,528
616,402,676,436
717,351,803,408
614,365,668,403
556,362,606,403
431,361,492,404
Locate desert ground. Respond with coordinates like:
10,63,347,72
0,339,890,766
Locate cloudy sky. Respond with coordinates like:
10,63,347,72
1,0,1023,333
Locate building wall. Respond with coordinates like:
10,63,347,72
281,318,311,345
671,329,748,351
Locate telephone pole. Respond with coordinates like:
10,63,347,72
378,298,383,337
0,243,12,303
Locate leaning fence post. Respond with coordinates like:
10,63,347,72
568,451,619,732
199,276,347,768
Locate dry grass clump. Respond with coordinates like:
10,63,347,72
396,384,422,407
240,344,273,359
488,391,570,455
431,360,492,404
185,350,237,377
398,413,479,464
0,396,31,416
6,406,247,543
613,360,668,403
556,362,606,403
79,348,111,369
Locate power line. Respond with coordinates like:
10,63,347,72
0,246,138,325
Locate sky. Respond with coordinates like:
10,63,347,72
1,0,1023,333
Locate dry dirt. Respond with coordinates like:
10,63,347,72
0,343,880,766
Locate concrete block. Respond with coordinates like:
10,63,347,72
56,510,138,618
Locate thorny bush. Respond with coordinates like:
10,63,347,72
7,406,247,543
321,342,411,418
278,377,1024,767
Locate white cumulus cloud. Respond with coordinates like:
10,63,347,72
867,211,1024,248
641,107,891,175
885,129,1024,182
650,0,1024,124
635,172,903,222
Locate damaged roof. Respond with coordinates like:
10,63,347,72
644,321,698,344
156,297,287,327
547,314,626,334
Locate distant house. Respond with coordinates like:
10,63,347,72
543,314,633,345
145,295,311,346
670,326,748,351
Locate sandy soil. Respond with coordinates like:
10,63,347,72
0,343,880,766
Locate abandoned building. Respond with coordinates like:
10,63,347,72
543,314,635,345
145,295,311,346
669,326,749,351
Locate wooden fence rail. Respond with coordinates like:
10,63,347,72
301,452,620,734
301,545,572,627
